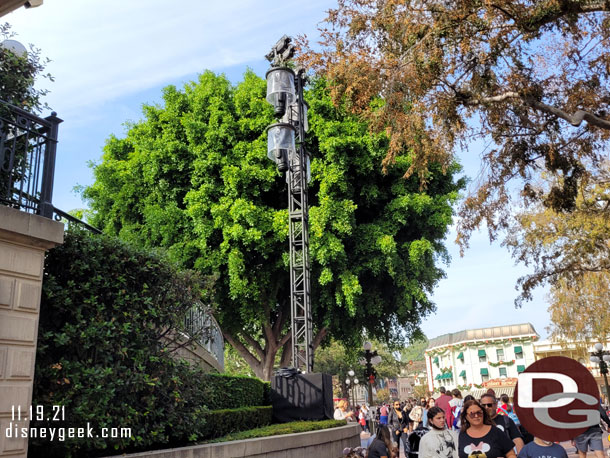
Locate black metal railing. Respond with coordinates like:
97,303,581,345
0,99,62,218
184,304,225,368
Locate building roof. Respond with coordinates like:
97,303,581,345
427,323,538,350
0,0,42,18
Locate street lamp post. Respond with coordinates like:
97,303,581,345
360,341,382,405
265,36,313,373
345,369,359,408
590,342,610,404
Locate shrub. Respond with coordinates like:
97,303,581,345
200,373,271,409
30,229,212,457
202,406,273,439
205,419,348,443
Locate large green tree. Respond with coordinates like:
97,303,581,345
83,70,464,380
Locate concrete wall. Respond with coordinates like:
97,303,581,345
101,424,361,458
0,206,64,458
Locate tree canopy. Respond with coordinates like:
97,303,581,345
300,0,610,253
83,70,464,380
546,271,610,345
505,168,610,303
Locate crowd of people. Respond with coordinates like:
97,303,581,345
337,386,610,458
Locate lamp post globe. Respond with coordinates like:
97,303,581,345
0,39,27,57
346,370,359,407
591,343,610,405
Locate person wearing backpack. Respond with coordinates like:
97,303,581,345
419,406,458,458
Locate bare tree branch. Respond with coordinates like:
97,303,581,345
465,91,610,129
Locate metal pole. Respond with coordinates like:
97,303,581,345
39,112,62,218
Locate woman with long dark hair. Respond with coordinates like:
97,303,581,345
457,400,516,458
388,400,408,453
368,425,395,458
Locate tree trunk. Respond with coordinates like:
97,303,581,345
279,338,292,368
223,330,289,381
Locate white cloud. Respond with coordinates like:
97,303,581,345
6,0,333,116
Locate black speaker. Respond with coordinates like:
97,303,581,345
270,372,334,422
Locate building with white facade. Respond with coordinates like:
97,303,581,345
534,338,610,403
425,323,539,398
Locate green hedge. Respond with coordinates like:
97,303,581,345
205,419,347,443
29,230,278,457
202,406,273,439
201,373,271,409
31,229,212,457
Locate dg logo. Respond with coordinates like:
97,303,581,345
514,356,601,442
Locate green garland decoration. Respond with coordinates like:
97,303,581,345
488,360,515,367
426,336,538,357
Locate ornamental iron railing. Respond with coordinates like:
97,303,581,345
184,304,224,369
0,100,102,233
0,99,61,218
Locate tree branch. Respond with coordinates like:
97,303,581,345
223,331,261,368
312,326,329,350
278,331,292,347
464,91,610,129
241,332,266,360
526,98,610,130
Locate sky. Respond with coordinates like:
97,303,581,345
5,0,552,342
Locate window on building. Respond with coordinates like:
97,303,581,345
478,349,486,362
482,374,489,382
514,346,523,359
499,367,507,377
496,348,504,360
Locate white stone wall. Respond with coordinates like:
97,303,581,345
0,207,63,458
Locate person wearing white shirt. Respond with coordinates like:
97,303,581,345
419,406,459,458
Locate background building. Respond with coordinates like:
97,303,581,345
425,323,539,398
534,339,610,404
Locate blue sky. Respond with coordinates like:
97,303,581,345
5,0,552,341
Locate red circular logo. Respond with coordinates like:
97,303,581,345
514,356,600,442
